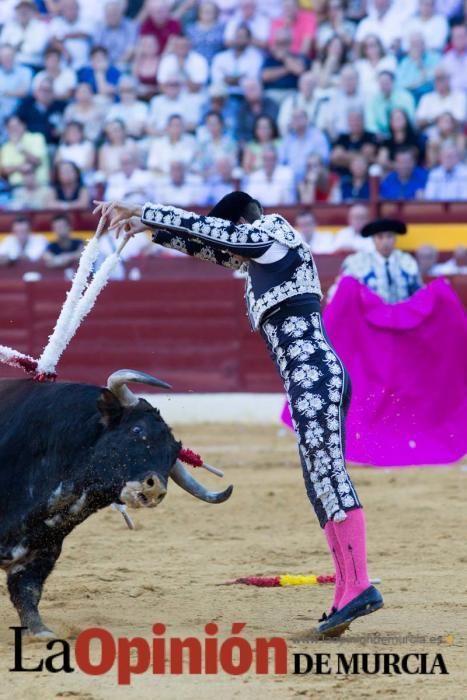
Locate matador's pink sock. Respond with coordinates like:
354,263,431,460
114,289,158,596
324,521,345,611
333,507,371,609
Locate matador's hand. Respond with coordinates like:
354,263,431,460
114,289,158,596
92,200,143,237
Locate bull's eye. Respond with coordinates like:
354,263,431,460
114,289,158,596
131,426,143,436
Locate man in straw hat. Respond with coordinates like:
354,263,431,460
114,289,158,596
93,193,384,637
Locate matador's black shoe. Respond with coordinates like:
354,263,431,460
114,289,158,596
316,586,384,638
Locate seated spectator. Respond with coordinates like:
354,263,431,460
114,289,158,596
0,44,32,127
224,0,269,50
42,213,84,268
34,47,77,101
245,145,296,205
333,203,374,252
316,0,355,50
186,1,225,63
157,160,208,206
0,114,49,186
77,46,121,98
157,34,208,93
261,27,308,99
424,144,467,201
104,149,153,201
396,32,440,103
441,24,467,94
380,147,428,200
365,71,415,137
415,244,439,275
98,119,138,175
377,107,426,171
48,0,92,70
242,114,280,174
310,34,348,91
96,229,151,280
294,210,336,254
139,0,182,54
416,67,467,132
93,0,138,69
331,109,378,175
279,108,329,182
355,0,402,51
200,83,237,139
205,155,238,204
339,153,370,202
147,74,203,134
106,75,149,140
430,246,467,275
322,65,364,139
298,153,340,204
63,82,107,142
195,112,237,178
46,160,90,209
147,114,197,175
426,112,466,169
355,33,397,99
16,76,67,145
402,0,448,53
269,0,316,56
234,78,279,144
211,24,263,96
1,0,49,70
55,121,95,175
278,71,329,137
0,216,47,265
132,33,160,99
9,162,52,210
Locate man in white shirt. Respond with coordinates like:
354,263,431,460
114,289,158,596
0,216,47,264
211,24,263,95
49,0,92,70
1,0,49,69
278,71,330,136
441,24,467,94
245,145,296,206
322,66,364,139
105,150,153,202
333,204,375,253
402,0,448,52
148,74,203,134
147,114,197,175
295,210,336,254
431,246,467,275
416,67,467,130
157,35,209,93
355,0,404,50
224,0,270,49
157,161,209,207
107,75,149,139
424,144,467,201
0,43,32,124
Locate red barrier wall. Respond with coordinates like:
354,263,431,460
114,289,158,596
1,259,466,391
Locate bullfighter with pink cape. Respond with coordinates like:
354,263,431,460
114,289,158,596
282,276,467,466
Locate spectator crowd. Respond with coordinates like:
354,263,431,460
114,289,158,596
0,0,465,215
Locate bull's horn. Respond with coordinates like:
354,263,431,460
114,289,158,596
170,459,233,504
107,369,171,407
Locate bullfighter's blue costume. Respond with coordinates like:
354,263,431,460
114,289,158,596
140,192,383,636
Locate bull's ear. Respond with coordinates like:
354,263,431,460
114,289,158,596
98,389,123,429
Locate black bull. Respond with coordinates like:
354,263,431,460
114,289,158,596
0,370,232,638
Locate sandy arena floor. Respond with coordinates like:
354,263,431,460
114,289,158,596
0,424,466,700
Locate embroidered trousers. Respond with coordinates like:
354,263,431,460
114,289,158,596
261,303,362,527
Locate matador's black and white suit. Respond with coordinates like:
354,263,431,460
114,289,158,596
141,202,362,527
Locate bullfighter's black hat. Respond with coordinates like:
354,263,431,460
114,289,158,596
361,218,407,238
208,191,259,223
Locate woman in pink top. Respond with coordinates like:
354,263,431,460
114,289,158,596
269,0,316,55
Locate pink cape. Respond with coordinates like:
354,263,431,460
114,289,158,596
281,277,467,466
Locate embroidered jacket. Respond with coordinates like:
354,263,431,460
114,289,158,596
141,203,323,329
341,249,422,303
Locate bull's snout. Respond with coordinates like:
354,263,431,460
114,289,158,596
120,475,167,509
